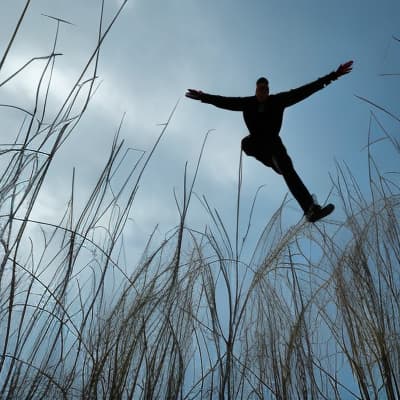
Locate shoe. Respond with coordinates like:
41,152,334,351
305,203,335,223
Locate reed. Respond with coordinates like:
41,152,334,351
0,3,398,399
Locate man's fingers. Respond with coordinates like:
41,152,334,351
337,60,354,77
185,89,202,99
185,92,198,99
342,60,353,71
185,89,195,97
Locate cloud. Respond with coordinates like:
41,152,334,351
0,51,88,119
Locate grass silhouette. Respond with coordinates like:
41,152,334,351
0,2,399,399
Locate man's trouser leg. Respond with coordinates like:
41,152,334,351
271,149,314,212
242,136,314,213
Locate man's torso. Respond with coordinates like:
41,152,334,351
242,95,285,139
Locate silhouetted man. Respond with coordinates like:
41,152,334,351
186,61,353,222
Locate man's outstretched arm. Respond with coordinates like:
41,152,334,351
185,89,250,111
280,60,354,107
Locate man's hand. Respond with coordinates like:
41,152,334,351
335,60,353,78
185,89,203,100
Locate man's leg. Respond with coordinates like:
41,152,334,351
270,147,335,221
242,136,314,213
242,135,282,172
270,143,314,212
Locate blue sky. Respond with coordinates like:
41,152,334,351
0,2,399,397
1,0,399,258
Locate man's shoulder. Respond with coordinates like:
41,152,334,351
268,93,286,105
240,95,257,107
243,95,257,104
269,93,283,99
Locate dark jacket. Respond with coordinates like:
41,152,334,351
200,72,337,140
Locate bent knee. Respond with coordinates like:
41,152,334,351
241,136,255,156
271,156,283,175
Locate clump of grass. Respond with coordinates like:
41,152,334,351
1,3,399,399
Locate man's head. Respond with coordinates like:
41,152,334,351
255,77,269,102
